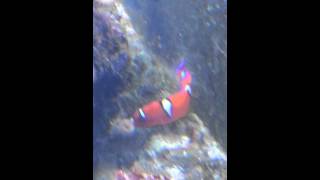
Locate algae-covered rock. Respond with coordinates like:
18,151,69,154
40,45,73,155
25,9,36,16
110,113,227,180
145,134,191,158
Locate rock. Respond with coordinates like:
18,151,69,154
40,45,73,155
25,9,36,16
111,113,227,180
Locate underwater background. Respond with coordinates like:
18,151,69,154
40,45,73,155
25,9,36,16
93,0,227,179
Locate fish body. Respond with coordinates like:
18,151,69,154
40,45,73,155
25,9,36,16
133,60,192,128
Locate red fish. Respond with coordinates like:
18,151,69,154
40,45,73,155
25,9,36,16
132,61,192,128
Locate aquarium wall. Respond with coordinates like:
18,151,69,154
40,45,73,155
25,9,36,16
93,0,227,179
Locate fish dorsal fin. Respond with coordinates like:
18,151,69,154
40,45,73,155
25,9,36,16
161,98,173,119
176,59,186,73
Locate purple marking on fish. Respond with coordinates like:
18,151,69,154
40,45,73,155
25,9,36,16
176,58,186,73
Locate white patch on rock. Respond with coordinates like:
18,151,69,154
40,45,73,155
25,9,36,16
146,135,191,157
96,0,114,5
166,166,185,180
